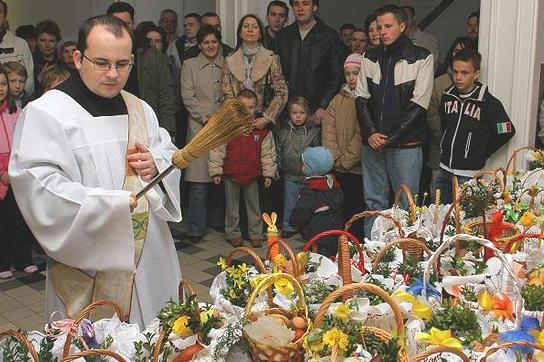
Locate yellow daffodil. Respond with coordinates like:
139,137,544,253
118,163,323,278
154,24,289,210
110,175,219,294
334,303,352,320
234,277,246,289
199,309,216,324
274,277,294,297
238,263,249,273
228,287,237,300
322,328,349,351
520,211,535,227
172,315,193,337
217,257,228,270
415,328,464,350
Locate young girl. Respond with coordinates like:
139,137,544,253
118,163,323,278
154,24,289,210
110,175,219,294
0,66,37,279
208,89,277,247
4,62,30,109
276,97,321,238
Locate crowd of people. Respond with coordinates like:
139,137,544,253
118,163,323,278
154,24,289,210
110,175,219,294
0,0,518,282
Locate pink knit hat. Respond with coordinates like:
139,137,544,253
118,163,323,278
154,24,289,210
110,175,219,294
344,53,362,69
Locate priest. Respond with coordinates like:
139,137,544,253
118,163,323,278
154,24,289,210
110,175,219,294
9,15,182,328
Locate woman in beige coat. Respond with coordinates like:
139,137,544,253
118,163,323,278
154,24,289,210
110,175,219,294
222,14,288,129
181,25,225,241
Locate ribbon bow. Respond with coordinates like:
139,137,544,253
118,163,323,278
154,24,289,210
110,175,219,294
392,289,432,320
407,278,441,300
478,291,514,321
45,311,79,339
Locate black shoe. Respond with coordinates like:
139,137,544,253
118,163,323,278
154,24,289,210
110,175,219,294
281,230,297,239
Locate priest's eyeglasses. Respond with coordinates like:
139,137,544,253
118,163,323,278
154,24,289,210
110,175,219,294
82,53,134,72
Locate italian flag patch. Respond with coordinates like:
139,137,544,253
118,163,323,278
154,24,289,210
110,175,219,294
497,122,512,134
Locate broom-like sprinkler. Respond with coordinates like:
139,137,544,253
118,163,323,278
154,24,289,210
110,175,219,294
136,99,253,199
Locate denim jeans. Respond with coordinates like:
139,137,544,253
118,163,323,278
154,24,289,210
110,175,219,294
362,145,422,237
187,182,209,237
433,168,472,204
283,179,303,232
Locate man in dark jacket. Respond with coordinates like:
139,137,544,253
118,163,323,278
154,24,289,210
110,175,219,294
263,1,289,52
108,2,176,135
436,50,515,203
276,0,344,124
355,4,434,235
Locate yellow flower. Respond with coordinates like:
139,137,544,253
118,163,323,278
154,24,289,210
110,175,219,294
234,277,246,289
272,254,287,266
322,328,349,351
415,328,463,350
274,277,294,297
520,211,535,227
172,315,193,337
217,257,228,270
529,329,544,345
228,287,237,300
528,267,544,286
334,303,352,320
238,263,249,273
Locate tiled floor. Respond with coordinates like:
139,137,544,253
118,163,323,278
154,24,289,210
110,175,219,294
0,223,304,333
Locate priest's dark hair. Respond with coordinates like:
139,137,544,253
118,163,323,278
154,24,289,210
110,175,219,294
77,15,134,53
0,66,18,114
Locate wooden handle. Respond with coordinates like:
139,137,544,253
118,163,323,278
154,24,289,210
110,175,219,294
413,346,469,362
63,300,125,357
345,210,405,238
505,146,538,175
267,238,300,277
480,341,544,362
225,246,267,273
393,184,417,223
61,349,126,361
0,330,39,362
244,273,307,318
313,282,405,340
371,237,434,273
135,164,175,200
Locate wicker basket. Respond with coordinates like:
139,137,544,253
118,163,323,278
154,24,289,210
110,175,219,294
267,238,301,278
345,210,405,240
62,300,125,357
152,279,202,362
60,349,126,361
412,345,469,362
480,341,544,362
393,183,418,224
312,282,409,362
303,229,364,286
243,273,308,361
0,330,39,362
371,237,435,274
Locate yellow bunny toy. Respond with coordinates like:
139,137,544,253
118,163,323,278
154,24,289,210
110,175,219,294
262,212,279,258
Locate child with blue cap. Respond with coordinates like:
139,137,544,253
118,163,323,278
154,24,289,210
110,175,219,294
290,146,345,257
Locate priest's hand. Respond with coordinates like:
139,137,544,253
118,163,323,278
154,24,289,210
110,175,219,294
129,193,138,212
127,142,159,182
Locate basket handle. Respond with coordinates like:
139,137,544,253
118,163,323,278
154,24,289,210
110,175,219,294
267,238,300,277
313,282,405,341
422,233,523,329
371,237,435,274
226,246,267,273
303,230,364,268
63,300,125,357
393,184,417,223
0,330,39,362
412,346,469,362
243,273,307,318
505,146,538,176
345,210,405,238
60,349,126,361
480,341,544,362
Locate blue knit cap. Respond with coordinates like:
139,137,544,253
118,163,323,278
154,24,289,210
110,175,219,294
302,146,334,177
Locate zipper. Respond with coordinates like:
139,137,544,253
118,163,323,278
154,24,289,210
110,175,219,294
464,132,472,159
379,56,393,130
448,95,465,168
439,132,446,154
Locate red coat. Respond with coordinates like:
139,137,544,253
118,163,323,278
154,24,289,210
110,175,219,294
223,128,270,184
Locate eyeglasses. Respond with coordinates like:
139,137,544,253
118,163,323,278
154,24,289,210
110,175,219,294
81,53,134,72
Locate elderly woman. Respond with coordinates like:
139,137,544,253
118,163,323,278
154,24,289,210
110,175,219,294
181,25,225,241
222,14,288,129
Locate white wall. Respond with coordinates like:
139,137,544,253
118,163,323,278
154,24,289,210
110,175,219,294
6,0,215,41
